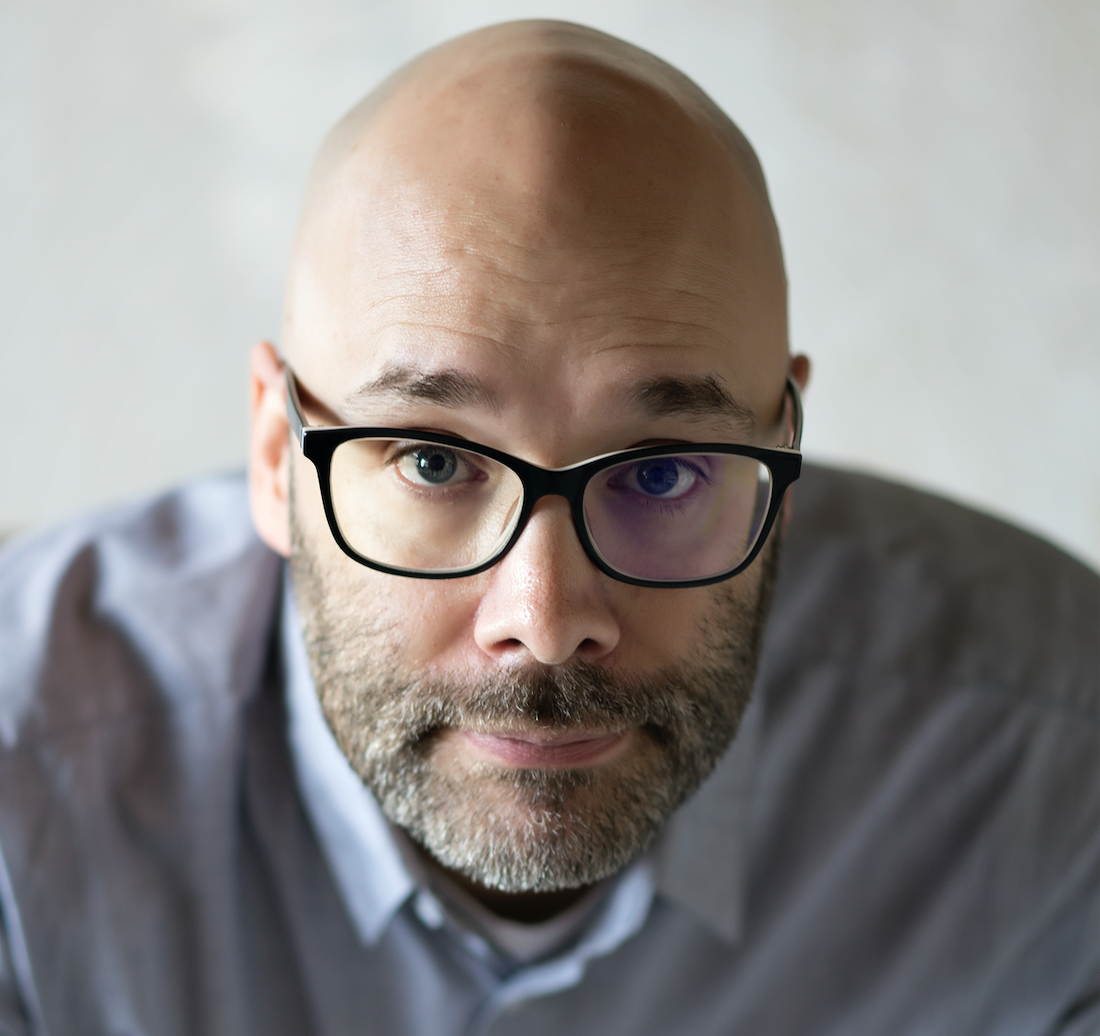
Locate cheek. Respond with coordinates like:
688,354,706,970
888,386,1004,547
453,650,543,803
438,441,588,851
623,545,770,670
373,577,487,672
291,450,490,670
609,582,738,672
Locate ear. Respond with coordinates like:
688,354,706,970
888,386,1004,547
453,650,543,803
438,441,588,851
781,353,811,536
248,340,291,557
789,352,811,392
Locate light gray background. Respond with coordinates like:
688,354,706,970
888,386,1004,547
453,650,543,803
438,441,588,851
2,0,1098,568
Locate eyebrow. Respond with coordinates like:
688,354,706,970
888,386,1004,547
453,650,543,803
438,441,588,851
347,366,501,412
345,365,755,429
631,375,757,428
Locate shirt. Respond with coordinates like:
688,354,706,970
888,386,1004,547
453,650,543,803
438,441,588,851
0,465,1097,1035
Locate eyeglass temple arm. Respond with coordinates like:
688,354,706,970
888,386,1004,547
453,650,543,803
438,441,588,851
785,373,804,450
285,368,307,448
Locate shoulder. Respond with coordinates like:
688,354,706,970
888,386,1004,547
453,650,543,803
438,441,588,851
747,466,1100,1027
0,474,283,751
767,464,1098,716
0,476,285,1030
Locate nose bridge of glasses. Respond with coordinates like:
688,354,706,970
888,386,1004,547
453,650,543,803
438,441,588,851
518,460,593,506
509,462,595,555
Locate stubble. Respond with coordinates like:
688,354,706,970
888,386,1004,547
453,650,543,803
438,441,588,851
289,499,781,893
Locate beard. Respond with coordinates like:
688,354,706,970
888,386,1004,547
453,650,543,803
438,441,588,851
289,497,781,894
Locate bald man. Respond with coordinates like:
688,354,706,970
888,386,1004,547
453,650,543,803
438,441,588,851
1,21,1098,1036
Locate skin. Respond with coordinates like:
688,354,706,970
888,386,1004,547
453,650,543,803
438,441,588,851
249,20,810,921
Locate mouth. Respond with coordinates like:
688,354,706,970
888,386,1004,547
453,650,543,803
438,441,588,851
458,728,632,768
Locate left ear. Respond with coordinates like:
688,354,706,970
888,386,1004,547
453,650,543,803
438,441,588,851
248,340,291,557
789,353,811,392
781,353,811,536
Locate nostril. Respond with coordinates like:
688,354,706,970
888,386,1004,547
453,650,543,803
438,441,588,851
491,638,526,655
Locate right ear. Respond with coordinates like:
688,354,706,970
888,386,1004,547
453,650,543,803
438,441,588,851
248,340,292,557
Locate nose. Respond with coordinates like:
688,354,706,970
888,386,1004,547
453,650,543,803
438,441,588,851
473,496,621,666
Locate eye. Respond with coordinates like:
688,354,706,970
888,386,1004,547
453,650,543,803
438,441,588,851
394,445,481,488
623,458,700,499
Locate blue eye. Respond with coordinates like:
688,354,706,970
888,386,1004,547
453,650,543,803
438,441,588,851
394,444,486,490
603,456,708,501
413,448,458,484
635,460,683,496
620,458,703,500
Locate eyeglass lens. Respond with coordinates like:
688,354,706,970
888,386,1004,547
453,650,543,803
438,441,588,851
328,439,773,581
584,453,771,582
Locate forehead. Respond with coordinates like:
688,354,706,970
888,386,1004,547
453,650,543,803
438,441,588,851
292,216,780,434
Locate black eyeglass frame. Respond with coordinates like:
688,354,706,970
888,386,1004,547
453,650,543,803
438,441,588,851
286,368,803,588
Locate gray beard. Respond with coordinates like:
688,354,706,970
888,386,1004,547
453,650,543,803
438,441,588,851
290,504,781,894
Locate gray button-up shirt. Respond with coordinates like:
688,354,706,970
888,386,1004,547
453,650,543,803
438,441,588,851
0,466,1097,1035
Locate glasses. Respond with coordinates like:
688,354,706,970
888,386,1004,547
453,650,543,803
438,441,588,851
286,367,802,588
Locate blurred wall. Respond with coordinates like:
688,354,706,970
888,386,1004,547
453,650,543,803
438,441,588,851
2,0,1097,568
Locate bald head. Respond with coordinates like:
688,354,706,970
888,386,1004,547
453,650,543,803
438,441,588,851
303,21,773,219
282,20,788,408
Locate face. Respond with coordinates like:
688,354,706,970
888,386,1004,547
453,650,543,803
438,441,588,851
252,41,798,893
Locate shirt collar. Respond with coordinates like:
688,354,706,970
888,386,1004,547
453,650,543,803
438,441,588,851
281,579,755,948
651,690,759,944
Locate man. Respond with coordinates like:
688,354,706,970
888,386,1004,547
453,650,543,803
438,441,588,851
0,20,1097,1036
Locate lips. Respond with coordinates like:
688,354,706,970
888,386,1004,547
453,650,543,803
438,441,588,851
460,729,630,768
